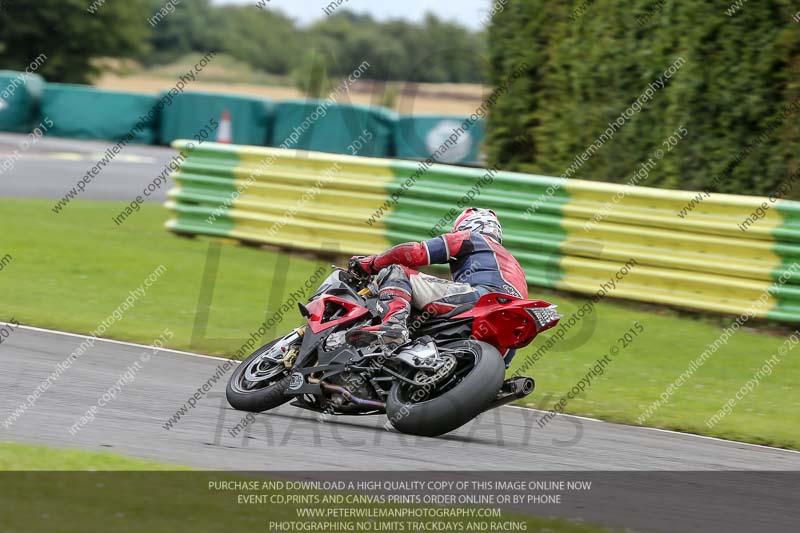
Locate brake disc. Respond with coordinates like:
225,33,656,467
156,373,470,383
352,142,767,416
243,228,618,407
412,354,456,386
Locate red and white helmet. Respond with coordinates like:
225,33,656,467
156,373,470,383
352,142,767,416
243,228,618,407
452,207,502,243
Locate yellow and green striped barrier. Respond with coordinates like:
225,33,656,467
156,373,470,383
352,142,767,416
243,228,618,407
165,141,800,322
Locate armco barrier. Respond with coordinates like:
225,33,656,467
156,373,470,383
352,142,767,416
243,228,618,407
164,141,800,322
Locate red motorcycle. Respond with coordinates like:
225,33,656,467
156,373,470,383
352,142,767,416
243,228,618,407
226,260,561,437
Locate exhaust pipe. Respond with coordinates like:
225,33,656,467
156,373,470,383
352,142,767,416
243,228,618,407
484,376,535,412
319,381,386,410
515,377,535,396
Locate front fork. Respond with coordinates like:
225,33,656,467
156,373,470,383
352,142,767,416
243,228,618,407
258,326,306,368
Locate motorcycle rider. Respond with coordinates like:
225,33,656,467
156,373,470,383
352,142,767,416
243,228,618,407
346,208,528,363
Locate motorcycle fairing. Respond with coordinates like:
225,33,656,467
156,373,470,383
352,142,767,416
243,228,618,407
453,292,560,350
305,294,371,334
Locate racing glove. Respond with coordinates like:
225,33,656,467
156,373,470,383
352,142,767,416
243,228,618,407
351,255,377,275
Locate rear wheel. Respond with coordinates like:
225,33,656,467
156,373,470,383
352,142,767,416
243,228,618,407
226,338,293,412
385,340,505,437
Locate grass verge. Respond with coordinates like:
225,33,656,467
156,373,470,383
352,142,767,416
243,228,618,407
0,441,188,470
0,198,797,449
0,443,615,533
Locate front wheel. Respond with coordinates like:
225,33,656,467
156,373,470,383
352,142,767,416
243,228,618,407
226,338,293,412
385,340,505,437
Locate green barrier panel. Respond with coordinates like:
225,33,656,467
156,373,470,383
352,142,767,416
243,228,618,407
164,142,800,322
158,91,272,146
0,70,45,133
394,115,484,164
270,100,395,157
41,84,158,144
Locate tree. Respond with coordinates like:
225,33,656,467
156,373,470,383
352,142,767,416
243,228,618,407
203,5,299,75
486,0,800,198
0,0,151,83
143,0,215,66
302,11,487,83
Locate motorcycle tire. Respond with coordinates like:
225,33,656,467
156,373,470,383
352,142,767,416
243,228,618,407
386,340,505,437
226,339,292,412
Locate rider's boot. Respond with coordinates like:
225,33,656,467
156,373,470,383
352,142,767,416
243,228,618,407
346,289,411,348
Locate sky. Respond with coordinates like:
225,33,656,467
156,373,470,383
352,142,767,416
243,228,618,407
214,0,493,30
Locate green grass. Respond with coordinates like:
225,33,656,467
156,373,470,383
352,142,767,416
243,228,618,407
139,52,295,86
0,442,288,532
0,441,188,470
0,198,326,354
507,291,800,450
0,443,615,533
0,198,797,450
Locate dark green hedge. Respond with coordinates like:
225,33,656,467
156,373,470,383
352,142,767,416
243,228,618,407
486,0,800,198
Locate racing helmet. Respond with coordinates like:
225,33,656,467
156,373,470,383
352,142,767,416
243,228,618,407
452,207,502,244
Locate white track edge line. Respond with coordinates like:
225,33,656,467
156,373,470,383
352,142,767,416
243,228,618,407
5,322,799,455
3,323,237,364
505,406,800,455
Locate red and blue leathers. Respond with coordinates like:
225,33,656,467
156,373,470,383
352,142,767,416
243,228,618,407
369,230,528,302
359,231,528,364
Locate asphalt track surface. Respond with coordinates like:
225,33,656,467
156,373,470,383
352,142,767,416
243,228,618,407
3,135,800,531
2,133,797,472
2,325,800,532
3,325,799,473
0,132,174,202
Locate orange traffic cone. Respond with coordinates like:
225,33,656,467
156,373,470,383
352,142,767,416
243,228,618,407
217,110,233,144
